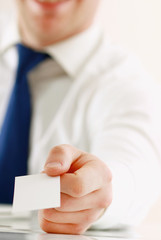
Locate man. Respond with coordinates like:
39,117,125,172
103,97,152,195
0,0,161,234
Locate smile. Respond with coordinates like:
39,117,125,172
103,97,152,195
37,0,65,2
33,0,69,9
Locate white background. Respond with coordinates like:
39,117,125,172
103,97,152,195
98,0,161,83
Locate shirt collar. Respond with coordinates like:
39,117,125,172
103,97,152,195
0,17,102,78
0,17,20,54
45,24,102,77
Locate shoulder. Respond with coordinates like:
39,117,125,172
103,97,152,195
81,35,161,119
0,8,16,49
85,34,159,94
87,34,147,84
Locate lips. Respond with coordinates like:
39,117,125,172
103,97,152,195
37,0,65,3
28,0,71,15
34,0,67,7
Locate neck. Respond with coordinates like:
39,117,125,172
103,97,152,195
18,18,95,50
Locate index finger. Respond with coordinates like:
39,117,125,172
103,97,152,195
60,160,111,197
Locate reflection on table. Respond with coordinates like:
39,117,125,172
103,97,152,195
0,204,160,240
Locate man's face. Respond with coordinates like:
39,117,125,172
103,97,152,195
16,0,100,48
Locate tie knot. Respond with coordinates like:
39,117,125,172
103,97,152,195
16,43,50,74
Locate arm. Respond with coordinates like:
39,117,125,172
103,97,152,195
39,65,161,233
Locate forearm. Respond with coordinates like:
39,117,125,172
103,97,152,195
90,123,161,229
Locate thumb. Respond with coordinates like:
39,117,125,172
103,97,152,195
44,144,82,176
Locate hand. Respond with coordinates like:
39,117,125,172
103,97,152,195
38,144,112,234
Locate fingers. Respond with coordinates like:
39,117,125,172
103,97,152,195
60,160,112,197
38,207,105,234
44,144,82,176
56,188,112,212
39,208,102,225
39,218,89,235
38,185,112,234
44,144,112,197
41,144,113,234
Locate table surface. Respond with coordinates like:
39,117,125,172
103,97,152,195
0,204,160,240
0,231,142,240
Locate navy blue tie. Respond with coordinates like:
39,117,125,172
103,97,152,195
0,44,49,204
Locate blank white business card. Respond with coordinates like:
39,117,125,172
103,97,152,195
12,173,60,213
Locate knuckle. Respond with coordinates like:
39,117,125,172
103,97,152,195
42,209,53,220
84,212,96,224
60,144,71,149
48,145,70,167
71,176,85,197
73,224,86,235
103,164,113,183
51,145,68,156
60,194,70,210
39,217,50,233
99,193,112,208
107,168,113,182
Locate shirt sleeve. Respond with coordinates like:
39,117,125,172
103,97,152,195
87,57,161,229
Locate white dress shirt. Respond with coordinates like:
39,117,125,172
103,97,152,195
0,18,161,229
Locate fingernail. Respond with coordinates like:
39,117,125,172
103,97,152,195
45,162,62,169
